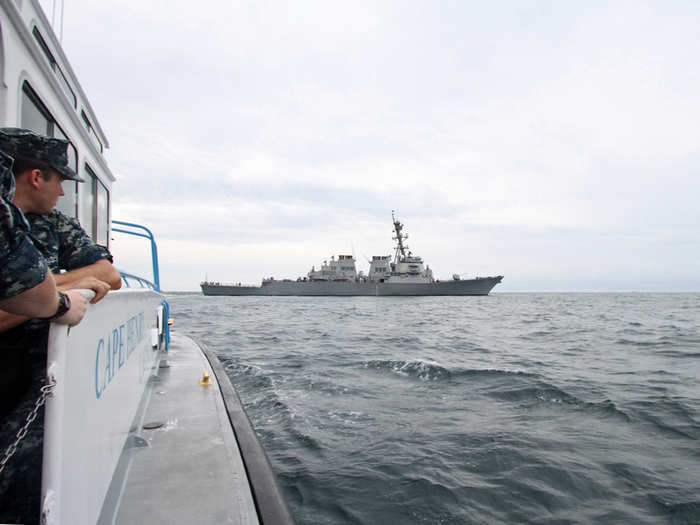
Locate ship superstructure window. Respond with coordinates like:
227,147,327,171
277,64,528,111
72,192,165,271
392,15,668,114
32,27,77,108
96,179,109,246
21,83,53,135
79,164,96,239
81,110,103,153
79,164,110,246
21,82,79,218
53,126,78,217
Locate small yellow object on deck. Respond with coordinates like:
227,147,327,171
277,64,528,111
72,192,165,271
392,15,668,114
168,318,174,325
198,370,213,386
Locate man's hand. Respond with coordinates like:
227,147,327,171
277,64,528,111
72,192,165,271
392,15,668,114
58,277,110,304
53,290,89,326
54,259,122,291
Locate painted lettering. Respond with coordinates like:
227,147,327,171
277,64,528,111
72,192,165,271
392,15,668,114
103,336,111,389
118,325,125,368
94,310,149,400
95,339,104,399
127,317,135,359
111,328,119,380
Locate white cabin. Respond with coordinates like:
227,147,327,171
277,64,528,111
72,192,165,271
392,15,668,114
1,0,113,246
308,254,357,281
368,255,391,281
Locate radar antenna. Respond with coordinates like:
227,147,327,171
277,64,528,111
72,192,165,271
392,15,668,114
391,210,409,264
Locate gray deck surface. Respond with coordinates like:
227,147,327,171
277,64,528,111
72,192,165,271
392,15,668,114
110,333,259,524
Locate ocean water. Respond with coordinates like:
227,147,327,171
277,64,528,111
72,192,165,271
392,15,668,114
166,293,700,525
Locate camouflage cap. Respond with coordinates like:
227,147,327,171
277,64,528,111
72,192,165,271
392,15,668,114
0,127,84,182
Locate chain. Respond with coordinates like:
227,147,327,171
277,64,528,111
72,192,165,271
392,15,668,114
0,375,56,476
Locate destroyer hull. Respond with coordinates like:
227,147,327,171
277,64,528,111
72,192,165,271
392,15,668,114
201,276,503,296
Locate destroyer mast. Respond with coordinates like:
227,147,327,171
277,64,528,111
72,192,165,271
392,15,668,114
392,210,409,265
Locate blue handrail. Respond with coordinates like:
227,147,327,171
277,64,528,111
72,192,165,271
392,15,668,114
119,271,157,290
111,220,161,292
112,220,170,350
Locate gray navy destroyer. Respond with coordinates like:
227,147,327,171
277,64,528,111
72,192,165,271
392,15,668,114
201,213,503,296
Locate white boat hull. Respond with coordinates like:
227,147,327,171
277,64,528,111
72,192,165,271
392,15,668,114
42,289,164,525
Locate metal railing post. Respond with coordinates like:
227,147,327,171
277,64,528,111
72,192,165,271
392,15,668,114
111,220,161,292
111,220,169,350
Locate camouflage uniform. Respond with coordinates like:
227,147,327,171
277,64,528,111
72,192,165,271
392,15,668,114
0,209,111,524
26,209,112,274
0,126,111,341
0,152,48,525
0,151,48,300
17,211,112,338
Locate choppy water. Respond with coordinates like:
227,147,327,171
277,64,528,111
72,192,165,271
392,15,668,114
166,293,700,525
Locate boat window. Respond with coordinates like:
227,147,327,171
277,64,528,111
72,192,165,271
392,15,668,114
80,110,103,153
96,179,109,246
21,83,80,218
0,21,4,88
53,126,78,218
32,27,77,108
21,83,52,135
79,164,96,239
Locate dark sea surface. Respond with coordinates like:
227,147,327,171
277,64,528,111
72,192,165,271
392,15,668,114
166,293,700,525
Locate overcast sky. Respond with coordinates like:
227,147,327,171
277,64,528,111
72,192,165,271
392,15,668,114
49,1,700,291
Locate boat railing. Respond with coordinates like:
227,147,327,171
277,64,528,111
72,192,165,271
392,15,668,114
120,270,157,290
111,220,161,291
202,281,259,288
112,220,170,351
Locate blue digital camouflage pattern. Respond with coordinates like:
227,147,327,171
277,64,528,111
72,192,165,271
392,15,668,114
25,210,112,272
17,211,112,337
0,151,48,300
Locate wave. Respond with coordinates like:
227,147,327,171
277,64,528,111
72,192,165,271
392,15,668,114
627,398,700,440
650,498,700,523
582,398,632,421
363,359,545,383
654,350,700,358
225,362,275,389
615,338,674,347
363,359,452,381
521,330,555,339
488,381,578,405
486,381,632,421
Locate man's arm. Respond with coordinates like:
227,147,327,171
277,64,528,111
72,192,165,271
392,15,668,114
0,273,111,332
54,259,122,290
0,276,89,328
0,271,58,318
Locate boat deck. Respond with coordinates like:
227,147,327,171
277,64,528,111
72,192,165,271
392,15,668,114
100,333,259,524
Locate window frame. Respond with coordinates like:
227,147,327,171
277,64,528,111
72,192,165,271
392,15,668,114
21,82,80,218
80,163,97,240
95,177,110,247
80,110,104,153
31,26,77,108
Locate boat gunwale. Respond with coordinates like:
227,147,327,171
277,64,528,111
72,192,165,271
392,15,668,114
195,338,296,525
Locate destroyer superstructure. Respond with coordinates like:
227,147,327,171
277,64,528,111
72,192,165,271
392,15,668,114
201,213,503,296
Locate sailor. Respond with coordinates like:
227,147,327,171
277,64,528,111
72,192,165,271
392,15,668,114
0,129,117,332
0,150,88,322
0,147,91,415
0,151,90,524
0,129,114,524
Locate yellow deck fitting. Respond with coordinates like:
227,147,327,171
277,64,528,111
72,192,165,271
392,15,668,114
198,370,213,386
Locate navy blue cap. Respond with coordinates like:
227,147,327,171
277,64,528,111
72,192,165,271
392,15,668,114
0,128,83,182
